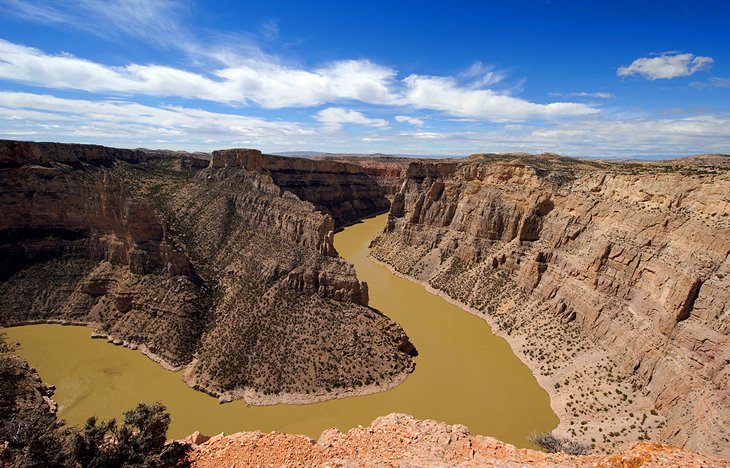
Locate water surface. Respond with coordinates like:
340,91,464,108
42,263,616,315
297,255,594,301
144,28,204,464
5,214,557,445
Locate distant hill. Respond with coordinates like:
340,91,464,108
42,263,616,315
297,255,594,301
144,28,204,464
272,151,454,159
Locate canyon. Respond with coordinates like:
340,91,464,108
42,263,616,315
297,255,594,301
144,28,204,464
1,139,728,465
369,152,730,458
0,140,414,404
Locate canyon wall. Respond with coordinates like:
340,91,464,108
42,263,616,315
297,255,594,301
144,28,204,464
369,154,730,458
311,155,415,197
0,140,414,403
211,149,390,227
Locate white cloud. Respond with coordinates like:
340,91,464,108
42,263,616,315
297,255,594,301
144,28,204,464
617,53,713,80
0,0,192,50
402,75,598,121
690,77,730,89
315,107,389,132
460,61,507,88
0,91,314,148
2,91,728,157
401,131,445,139
259,19,279,40
327,113,730,157
0,39,597,121
395,115,424,126
551,91,615,99
0,40,399,108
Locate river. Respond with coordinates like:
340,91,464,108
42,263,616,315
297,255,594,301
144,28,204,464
5,213,557,446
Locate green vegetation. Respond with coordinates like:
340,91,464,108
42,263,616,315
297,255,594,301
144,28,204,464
0,332,22,421
70,402,183,467
1,333,184,467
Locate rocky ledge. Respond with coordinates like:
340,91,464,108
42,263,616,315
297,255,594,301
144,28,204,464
181,413,728,467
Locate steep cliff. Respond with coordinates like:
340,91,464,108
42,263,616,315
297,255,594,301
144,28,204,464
211,149,390,227
312,155,415,197
370,154,730,458
0,140,414,403
182,413,728,467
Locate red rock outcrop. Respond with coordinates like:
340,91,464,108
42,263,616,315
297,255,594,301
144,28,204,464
182,413,728,467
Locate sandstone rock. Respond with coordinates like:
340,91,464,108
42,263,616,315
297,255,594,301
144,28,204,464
186,431,210,446
211,149,390,227
182,413,729,467
370,154,730,459
0,140,414,403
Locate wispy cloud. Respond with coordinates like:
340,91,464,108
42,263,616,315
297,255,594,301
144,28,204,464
0,91,314,148
316,107,389,132
459,61,507,88
1,91,727,157
349,114,730,157
395,115,424,126
551,91,615,99
0,0,193,50
617,53,713,80
259,19,280,40
690,77,730,89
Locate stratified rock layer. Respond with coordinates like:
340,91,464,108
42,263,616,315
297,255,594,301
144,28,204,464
211,149,390,227
183,413,728,467
312,155,416,197
369,154,730,458
0,140,414,403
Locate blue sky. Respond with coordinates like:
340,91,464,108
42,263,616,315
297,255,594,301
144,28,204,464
0,0,728,157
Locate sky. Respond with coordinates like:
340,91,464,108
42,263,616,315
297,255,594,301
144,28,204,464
0,0,728,158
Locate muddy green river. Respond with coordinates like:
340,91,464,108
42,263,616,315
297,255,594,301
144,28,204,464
5,214,557,446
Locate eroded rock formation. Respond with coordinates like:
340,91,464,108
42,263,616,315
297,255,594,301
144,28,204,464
369,153,730,458
182,413,728,467
312,155,415,198
0,140,414,403
211,149,390,227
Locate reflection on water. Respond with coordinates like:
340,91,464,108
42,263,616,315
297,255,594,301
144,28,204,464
5,213,557,446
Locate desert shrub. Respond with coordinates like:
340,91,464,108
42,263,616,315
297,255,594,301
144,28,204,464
0,334,23,421
1,333,69,466
71,402,172,468
0,346,180,468
530,431,590,455
0,407,71,467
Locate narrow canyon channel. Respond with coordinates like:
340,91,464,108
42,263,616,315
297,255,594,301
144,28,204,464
5,213,557,446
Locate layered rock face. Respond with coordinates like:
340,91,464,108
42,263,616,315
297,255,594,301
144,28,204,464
0,140,203,366
0,140,414,402
370,154,730,458
182,413,728,467
312,155,415,197
211,149,390,227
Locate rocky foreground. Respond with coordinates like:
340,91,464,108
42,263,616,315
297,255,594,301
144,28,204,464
368,152,730,458
182,413,728,467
